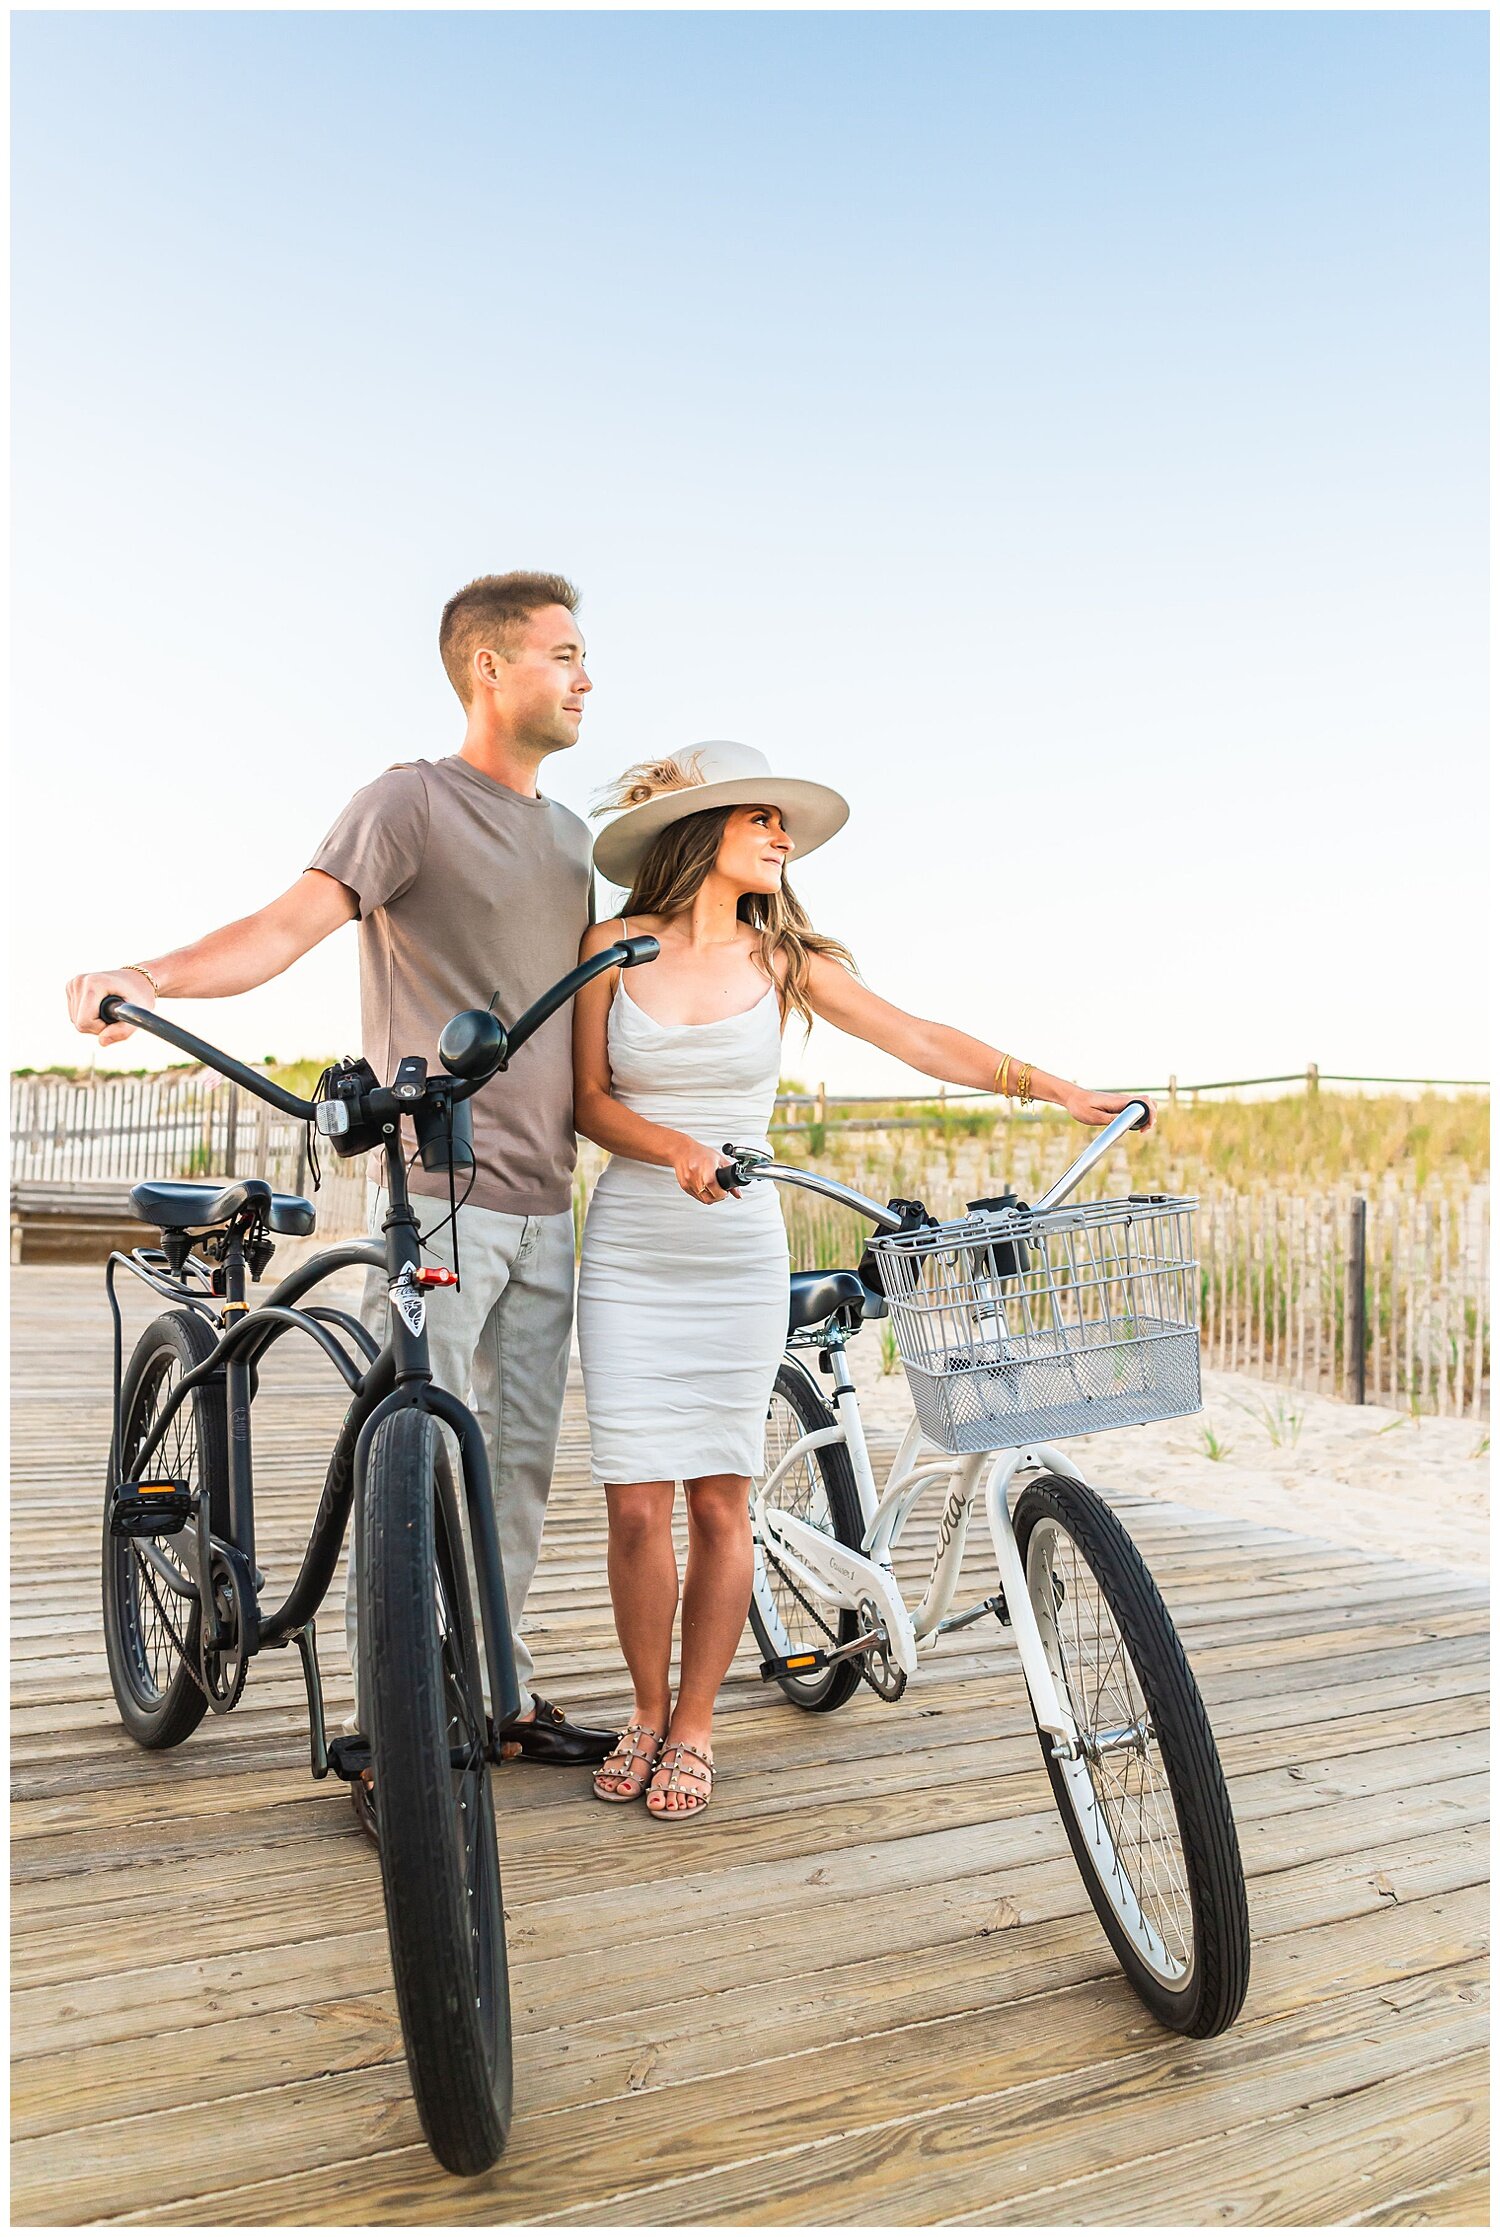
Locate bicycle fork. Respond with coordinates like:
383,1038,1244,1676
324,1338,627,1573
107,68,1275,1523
904,1440,1091,1756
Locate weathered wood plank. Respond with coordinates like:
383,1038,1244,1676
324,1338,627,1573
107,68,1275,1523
1351,2165,1492,2226
13,1817,1485,2074
89,1956,1488,2227
961,2050,1489,2226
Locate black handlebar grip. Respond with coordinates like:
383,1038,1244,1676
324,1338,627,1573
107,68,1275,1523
715,1165,739,1190
98,995,125,1024
618,935,660,966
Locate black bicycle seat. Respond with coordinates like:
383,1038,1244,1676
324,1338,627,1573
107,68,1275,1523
787,1268,885,1337
128,1179,316,1237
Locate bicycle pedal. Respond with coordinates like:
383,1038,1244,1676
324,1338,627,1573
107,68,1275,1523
326,1735,372,1783
110,1480,195,1537
758,1648,829,1682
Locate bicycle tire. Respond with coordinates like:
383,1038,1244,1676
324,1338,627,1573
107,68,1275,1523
102,1311,229,1749
361,1406,512,2174
1013,1473,1250,2038
749,1357,865,1712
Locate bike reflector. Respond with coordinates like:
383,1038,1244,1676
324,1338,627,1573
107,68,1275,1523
413,1267,459,1289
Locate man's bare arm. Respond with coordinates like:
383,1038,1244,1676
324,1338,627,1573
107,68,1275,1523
66,870,358,1048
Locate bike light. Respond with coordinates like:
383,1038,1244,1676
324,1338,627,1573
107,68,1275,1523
413,1267,459,1289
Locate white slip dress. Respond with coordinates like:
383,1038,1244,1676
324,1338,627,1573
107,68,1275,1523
576,952,789,1484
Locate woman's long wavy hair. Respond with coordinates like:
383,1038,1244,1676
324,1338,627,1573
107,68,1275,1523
593,757,856,1033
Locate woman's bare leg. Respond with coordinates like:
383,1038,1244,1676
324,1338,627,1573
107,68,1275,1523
598,1480,679,1795
650,1473,753,1815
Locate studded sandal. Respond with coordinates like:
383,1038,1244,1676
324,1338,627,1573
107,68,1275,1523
647,1739,715,1822
592,1722,664,1804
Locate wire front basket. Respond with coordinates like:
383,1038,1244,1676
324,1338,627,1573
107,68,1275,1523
868,1194,1202,1454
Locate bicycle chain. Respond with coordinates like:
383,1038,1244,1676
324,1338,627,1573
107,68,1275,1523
761,1543,840,1647
134,1548,206,1697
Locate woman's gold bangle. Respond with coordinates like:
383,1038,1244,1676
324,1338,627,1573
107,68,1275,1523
122,963,161,996
994,1054,1012,1098
1017,1062,1034,1106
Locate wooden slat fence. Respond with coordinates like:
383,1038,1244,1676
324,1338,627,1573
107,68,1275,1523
1198,1185,1490,1419
16,1078,1491,1417
10,1074,368,1238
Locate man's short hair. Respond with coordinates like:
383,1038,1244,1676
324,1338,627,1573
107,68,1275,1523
439,571,581,705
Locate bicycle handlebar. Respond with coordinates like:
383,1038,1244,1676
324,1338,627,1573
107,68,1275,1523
715,1148,908,1231
719,1092,1153,1232
96,933,662,1123
1029,1097,1150,1213
97,998,321,1118
449,935,659,1103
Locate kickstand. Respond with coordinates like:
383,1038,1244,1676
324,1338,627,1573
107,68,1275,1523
293,1620,330,1779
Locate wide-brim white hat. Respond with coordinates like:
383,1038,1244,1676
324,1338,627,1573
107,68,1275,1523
592,740,850,889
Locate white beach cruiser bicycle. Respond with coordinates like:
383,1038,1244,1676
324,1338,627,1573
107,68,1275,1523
724,1099,1251,2039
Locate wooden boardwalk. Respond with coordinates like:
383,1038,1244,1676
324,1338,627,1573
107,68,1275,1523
11,1264,1490,2227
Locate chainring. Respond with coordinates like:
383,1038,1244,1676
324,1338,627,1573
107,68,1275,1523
200,1545,255,1713
856,1595,908,1702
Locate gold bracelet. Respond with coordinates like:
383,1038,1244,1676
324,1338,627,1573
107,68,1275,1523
122,964,161,996
994,1054,1012,1098
1017,1062,1034,1106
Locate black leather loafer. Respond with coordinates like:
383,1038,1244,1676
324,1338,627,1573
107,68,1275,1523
494,1695,620,1766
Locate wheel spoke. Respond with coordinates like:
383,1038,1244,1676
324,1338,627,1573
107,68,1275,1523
1030,1516,1194,1983
116,1352,202,1708
758,1393,842,1643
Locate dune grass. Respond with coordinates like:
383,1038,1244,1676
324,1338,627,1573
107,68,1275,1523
772,1089,1489,1194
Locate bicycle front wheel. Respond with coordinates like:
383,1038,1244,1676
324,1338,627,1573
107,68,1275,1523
361,1407,512,2174
1013,1473,1250,2038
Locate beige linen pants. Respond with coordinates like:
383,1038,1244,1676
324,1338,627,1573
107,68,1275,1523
345,1189,576,1725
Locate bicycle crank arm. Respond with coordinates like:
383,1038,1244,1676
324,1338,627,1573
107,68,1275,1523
934,1591,1010,1635
758,1624,888,1684
761,1509,919,1677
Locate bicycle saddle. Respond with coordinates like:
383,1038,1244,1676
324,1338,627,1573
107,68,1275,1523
128,1178,316,1237
787,1268,886,1338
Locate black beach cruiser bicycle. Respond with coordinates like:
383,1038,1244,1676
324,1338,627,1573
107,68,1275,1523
95,934,659,2176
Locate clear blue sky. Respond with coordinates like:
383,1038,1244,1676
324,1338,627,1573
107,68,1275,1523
12,10,1488,1091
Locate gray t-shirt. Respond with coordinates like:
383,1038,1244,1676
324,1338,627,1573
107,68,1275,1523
309,754,593,1217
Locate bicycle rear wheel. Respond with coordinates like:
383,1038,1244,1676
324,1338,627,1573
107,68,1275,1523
361,1406,511,2174
102,1311,228,1748
1013,1473,1250,2037
749,1358,864,1711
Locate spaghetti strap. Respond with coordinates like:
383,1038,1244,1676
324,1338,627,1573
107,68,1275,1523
620,916,629,941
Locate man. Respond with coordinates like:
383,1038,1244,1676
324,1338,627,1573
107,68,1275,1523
67,571,619,1835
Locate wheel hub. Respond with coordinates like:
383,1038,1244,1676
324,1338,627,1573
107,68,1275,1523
1077,1715,1154,1764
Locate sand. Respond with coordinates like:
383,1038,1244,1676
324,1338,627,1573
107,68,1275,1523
850,1361,1490,1578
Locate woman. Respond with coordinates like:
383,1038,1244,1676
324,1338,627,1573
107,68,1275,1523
573,741,1147,1820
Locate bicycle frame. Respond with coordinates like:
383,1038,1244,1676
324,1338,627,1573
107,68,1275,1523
739,1098,1155,1757
753,1332,1088,1751
98,937,659,1769
106,1133,522,1766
